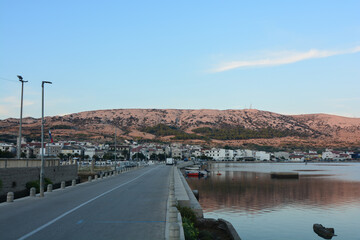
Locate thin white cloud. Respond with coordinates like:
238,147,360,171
213,46,360,72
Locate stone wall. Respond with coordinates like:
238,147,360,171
0,165,78,195
0,158,60,168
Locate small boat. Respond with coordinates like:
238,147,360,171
270,172,299,179
313,224,336,239
185,170,208,177
185,165,201,170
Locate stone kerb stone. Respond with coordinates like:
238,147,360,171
47,184,53,192
61,181,65,189
169,223,180,240
7,192,14,202
30,187,36,197
88,176,92,182
72,179,76,186
169,207,178,223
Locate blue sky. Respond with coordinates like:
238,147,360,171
1,0,359,119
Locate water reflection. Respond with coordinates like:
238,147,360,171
188,171,360,214
186,163,360,240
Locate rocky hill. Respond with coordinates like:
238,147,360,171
1,109,360,149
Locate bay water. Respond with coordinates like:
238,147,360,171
186,162,360,240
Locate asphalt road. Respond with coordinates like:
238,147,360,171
0,164,171,240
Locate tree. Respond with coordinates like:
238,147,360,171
157,153,166,161
0,150,15,158
58,153,65,160
150,153,157,160
103,152,115,160
133,152,146,160
122,149,129,160
66,153,73,160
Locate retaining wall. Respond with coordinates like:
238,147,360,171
0,165,78,195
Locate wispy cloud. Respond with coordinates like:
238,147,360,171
212,46,360,72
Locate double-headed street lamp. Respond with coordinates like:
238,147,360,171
40,81,52,197
17,75,28,159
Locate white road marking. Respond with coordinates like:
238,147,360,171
18,166,160,240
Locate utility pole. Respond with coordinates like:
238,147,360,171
17,75,28,159
40,81,52,197
114,127,117,171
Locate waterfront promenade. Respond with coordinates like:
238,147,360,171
0,165,171,240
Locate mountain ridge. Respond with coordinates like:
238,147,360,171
1,109,360,148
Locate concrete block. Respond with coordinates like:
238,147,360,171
61,181,65,189
88,176,92,182
47,184,53,192
72,179,76,186
169,223,180,240
7,192,14,202
169,207,178,223
30,187,36,197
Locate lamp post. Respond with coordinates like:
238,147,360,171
114,127,117,171
17,75,28,159
40,81,52,197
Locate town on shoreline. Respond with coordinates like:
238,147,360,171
1,137,360,164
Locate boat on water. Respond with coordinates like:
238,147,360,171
270,172,299,179
185,165,201,170
185,169,209,177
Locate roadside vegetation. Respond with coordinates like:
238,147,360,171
26,178,53,193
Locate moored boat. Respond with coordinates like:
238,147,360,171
185,170,208,177
185,165,201,170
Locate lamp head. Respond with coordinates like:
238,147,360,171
17,75,23,81
42,81,52,86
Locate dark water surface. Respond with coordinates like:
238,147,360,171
186,163,360,240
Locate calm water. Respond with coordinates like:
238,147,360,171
186,163,360,240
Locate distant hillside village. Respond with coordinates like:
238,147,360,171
1,138,360,163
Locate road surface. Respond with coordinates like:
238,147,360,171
0,164,171,240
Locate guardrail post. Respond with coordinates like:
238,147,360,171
7,192,14,202
47,184,53,192
169,223,180,240
61,181,65,189
72,179,76,186
30,187,36,197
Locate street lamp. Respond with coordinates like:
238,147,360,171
114,127,117,171
40,81,52,197
17,75,28,159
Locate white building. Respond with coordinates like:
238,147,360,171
84,147,96,159
206,148,234,161
255,151,270,161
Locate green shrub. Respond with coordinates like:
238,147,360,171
183,217,199,240
177,205,197,224
26,178,52,193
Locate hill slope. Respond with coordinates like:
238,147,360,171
1,109,360,148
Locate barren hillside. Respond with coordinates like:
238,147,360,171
1,109,360,148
